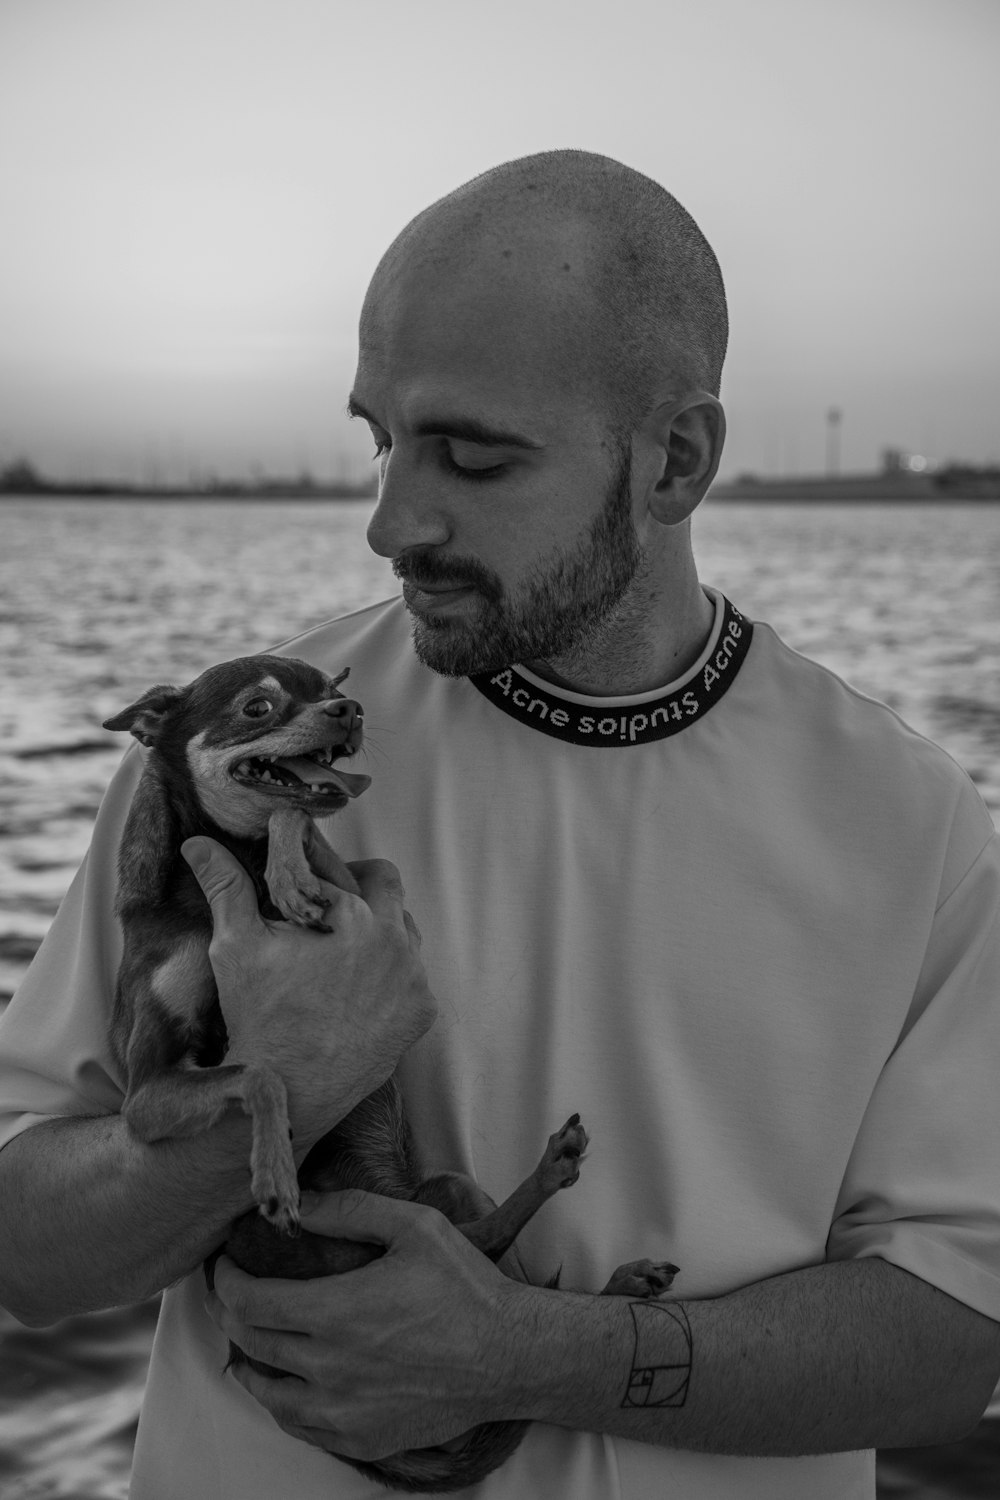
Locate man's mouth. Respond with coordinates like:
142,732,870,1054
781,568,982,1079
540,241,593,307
230,747,371,799
403,581,477,612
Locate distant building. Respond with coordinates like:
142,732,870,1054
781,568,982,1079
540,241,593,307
881,447,935,475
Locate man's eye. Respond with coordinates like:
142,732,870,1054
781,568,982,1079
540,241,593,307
370,438,505,482
442,451,506,483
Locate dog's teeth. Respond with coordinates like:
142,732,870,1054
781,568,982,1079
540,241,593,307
261,770,273,783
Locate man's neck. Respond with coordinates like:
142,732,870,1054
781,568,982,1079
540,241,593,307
526,573,716,698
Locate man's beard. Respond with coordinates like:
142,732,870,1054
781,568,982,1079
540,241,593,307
393,443,643,677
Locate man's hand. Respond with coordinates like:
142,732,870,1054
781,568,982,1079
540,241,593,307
204,1189,525,1461
205,1191,1000,1464
182,840,437,1150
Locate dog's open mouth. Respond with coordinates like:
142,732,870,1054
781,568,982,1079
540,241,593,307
230,748,371,799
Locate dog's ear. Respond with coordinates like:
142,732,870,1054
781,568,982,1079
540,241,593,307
103,685,186,747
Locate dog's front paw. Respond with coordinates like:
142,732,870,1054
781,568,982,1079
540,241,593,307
535,1112,590,1194
601,1258,679,1298
250,1144,301,1236
267,869,336,930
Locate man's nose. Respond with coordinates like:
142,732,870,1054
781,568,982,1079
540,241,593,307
366,456,450,559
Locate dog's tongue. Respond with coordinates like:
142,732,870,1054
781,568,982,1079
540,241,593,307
274,755,371,797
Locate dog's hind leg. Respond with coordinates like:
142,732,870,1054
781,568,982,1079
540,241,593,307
600,1259,679,1297
420,1113,590,1265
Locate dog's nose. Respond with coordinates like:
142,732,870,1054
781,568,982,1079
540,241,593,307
322,697,362,730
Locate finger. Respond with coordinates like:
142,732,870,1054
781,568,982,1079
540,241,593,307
303,824,362,898
347,859,406,926
226,1374,359,1452
281,1423,348,1456
209,1255,323,1332
206,1296,313,1378
299,1187,426,1244
281,1421,386,1463
206,1260,308,1332
403,909,422,948
228,1358,313,1424
230,1366,398,1462
182,838,263,937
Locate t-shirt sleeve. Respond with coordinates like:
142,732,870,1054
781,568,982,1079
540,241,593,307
0,749,143,1151
827,828,1000,1320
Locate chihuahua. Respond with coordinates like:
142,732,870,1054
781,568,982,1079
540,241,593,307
104,653,677,1493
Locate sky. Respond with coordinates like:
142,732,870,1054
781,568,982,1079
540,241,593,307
1,0,998,484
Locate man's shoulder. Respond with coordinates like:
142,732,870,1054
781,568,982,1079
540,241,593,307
750,615,963,768
746,615,995,869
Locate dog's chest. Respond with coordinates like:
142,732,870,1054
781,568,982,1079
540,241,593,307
148,935,221,1048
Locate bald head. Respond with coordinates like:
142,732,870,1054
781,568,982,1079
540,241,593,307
361,149,728,437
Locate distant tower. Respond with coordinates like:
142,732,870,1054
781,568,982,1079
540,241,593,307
826,408,842,475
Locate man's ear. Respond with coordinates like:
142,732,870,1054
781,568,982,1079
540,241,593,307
642,393,726,527
103,684,186,747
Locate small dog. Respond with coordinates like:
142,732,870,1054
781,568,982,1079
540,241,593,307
105,653,677,1493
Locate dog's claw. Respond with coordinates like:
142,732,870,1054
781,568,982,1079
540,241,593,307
274,892,330,928
259,1196,301,1237
266,863,338,930
252,1150,301,1237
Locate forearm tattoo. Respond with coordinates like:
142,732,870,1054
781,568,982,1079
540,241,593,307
620,1301,692,1409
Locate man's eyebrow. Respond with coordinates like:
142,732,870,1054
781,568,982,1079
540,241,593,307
346,394,543,450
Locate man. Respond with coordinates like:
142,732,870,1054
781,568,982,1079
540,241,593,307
1,150,999,1499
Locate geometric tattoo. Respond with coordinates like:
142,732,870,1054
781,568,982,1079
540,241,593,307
620,1301,692,1409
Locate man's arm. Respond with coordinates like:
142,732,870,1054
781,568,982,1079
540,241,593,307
0,846,435,1327
0,1112,257,1324
206,1189,1000,1461
527,1255,1000,1454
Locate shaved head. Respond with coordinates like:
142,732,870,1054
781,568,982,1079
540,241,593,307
361,149,728,437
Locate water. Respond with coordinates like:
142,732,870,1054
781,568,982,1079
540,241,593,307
0,496,998,1498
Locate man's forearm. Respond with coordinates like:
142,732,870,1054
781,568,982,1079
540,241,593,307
506,1258,1000,1454
0,1113,258,1325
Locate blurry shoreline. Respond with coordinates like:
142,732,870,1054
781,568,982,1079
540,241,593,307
0,456,378,502
711,463,1000,503
4,452,1000,505
0,484,377,503
4,482,999,504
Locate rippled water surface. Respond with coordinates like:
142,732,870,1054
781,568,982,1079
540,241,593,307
0,495,998,1497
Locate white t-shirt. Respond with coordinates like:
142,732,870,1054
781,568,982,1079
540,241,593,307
2,588,999,1500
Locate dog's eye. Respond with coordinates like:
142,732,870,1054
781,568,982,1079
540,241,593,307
242,697,274,718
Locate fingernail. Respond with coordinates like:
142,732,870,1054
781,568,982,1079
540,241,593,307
182,838,211,872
